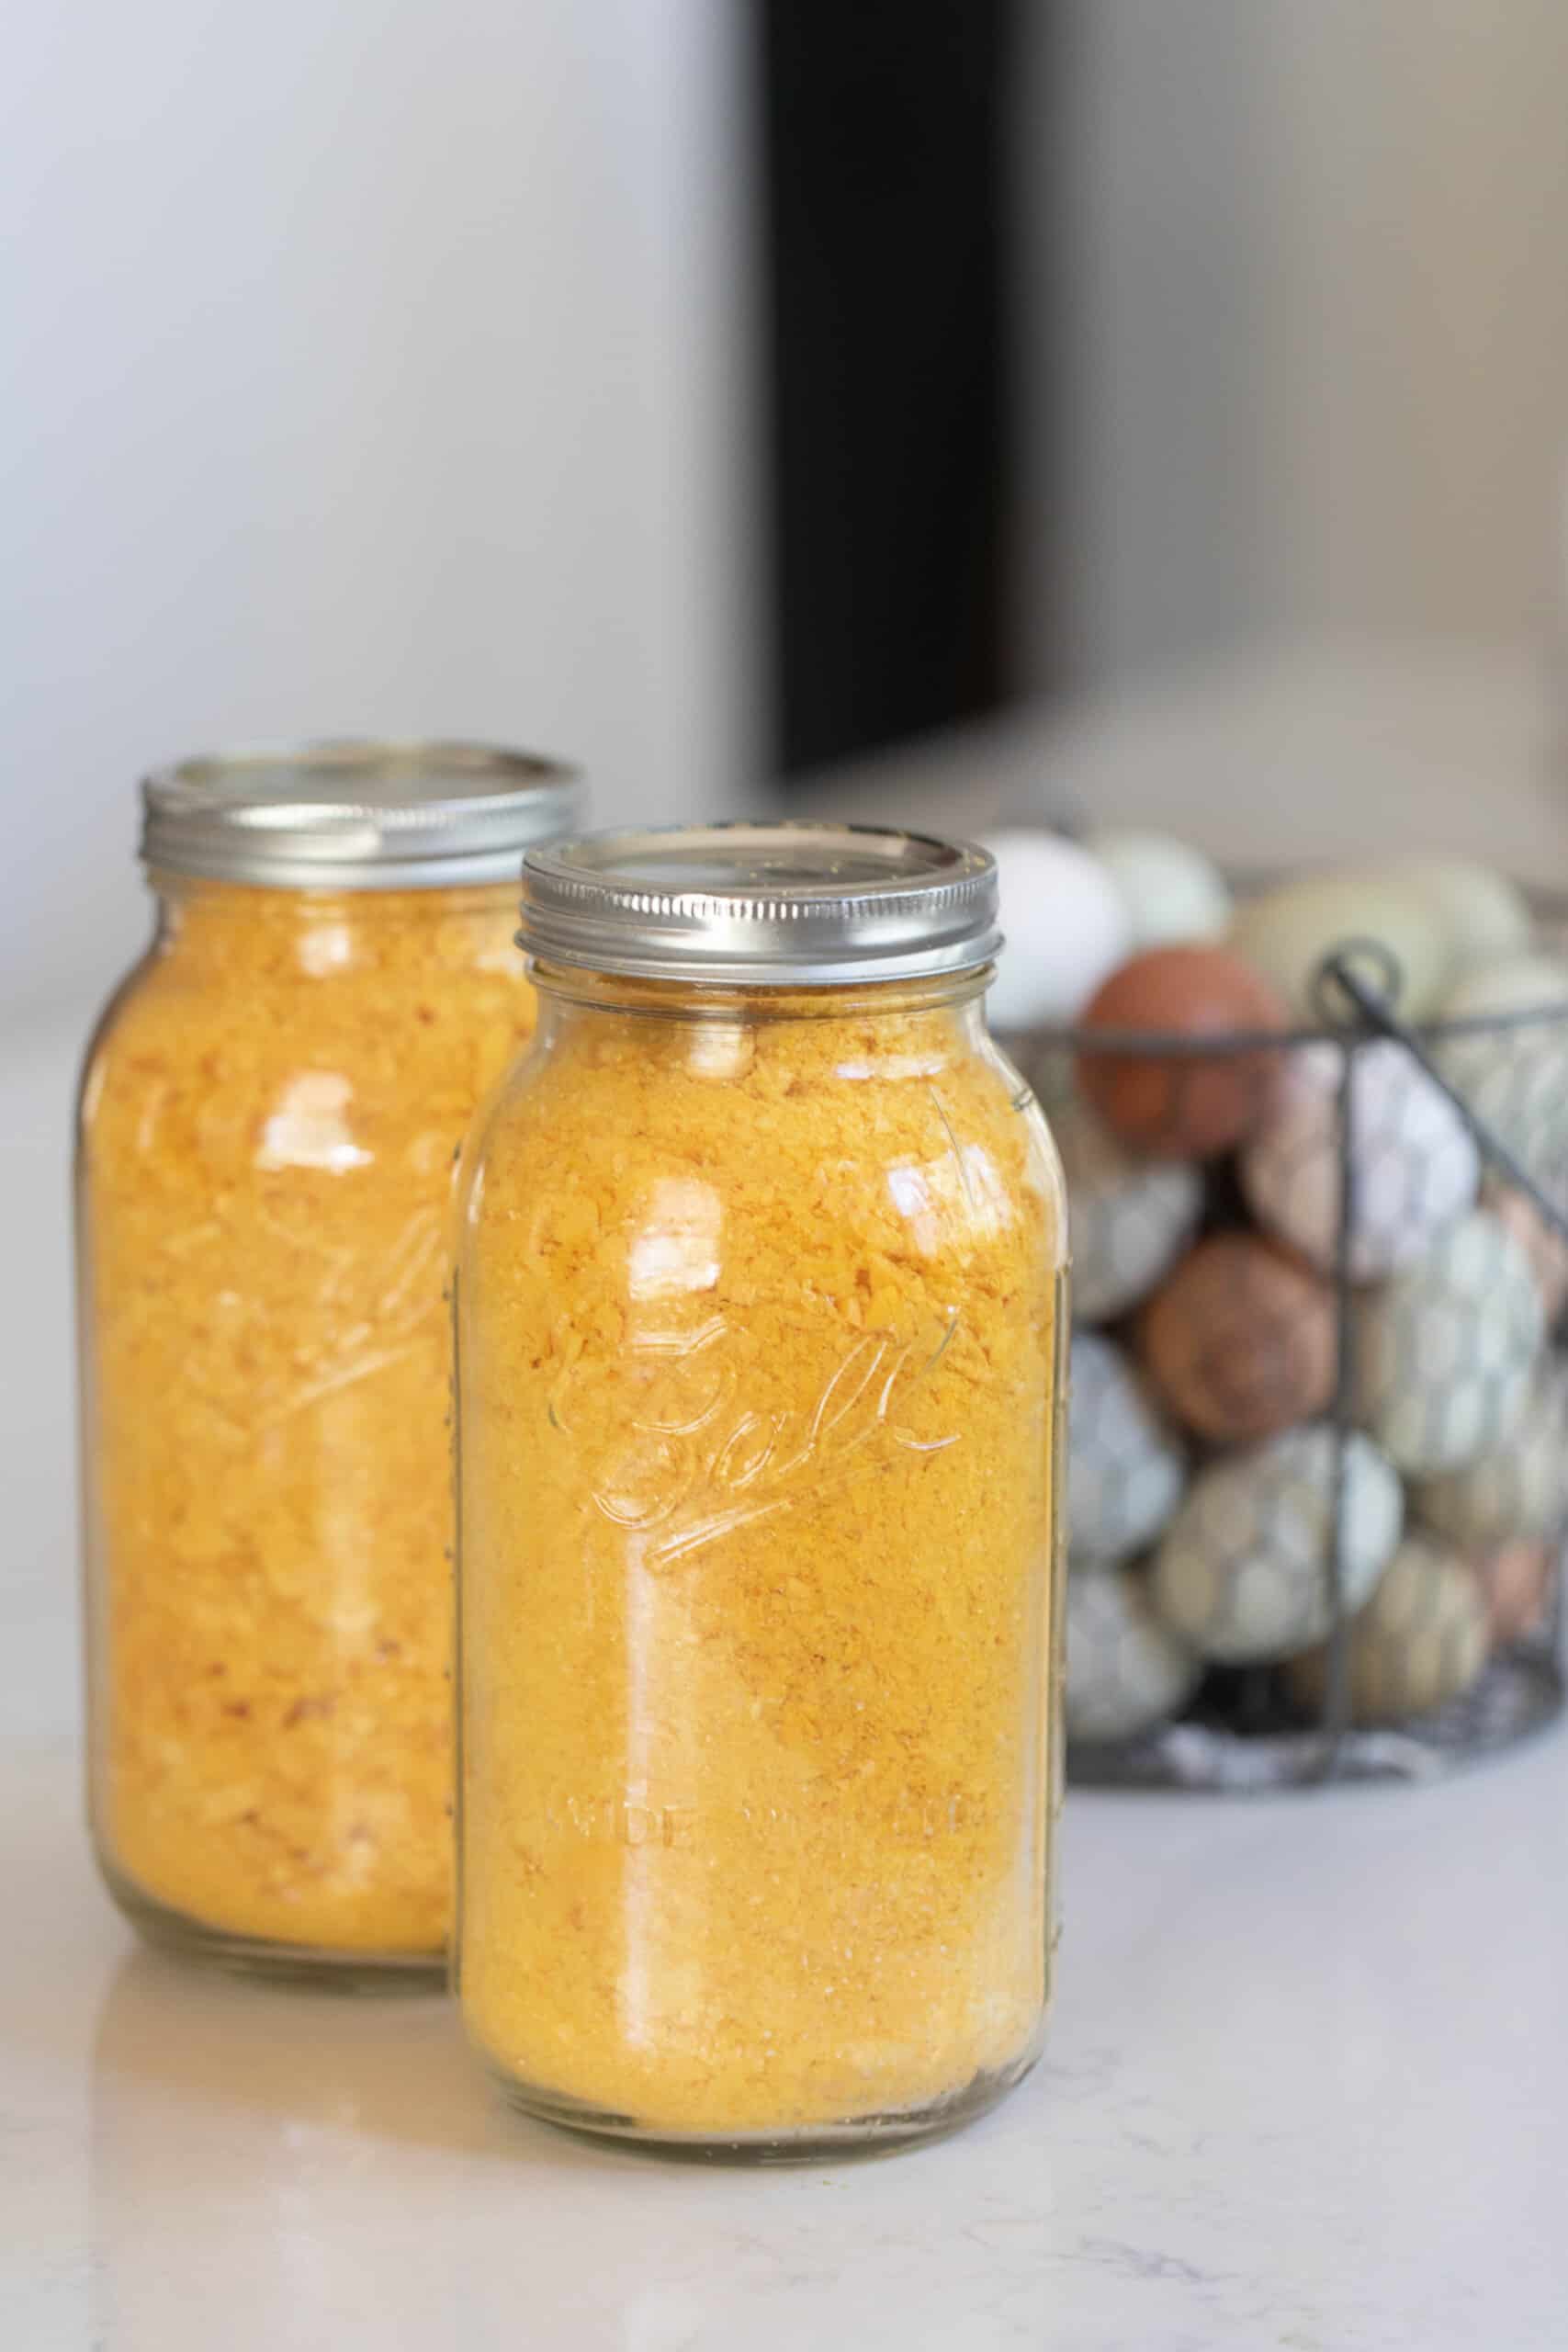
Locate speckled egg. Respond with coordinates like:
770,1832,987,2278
1411,1361,1568,1548
1085,829,1232,950
1069,1329,1187,1563
1137,1234,1337,1444
1239,1038,1479,1281
1468,1539,1556,1647
1151,1426,1403,1666
1054,1095,1203,1323
1354,1207,1543,1475
1077,944,1288,1159
1286,1532,1489,1723
1431,953,1568,1177
1229,871,1450,1019
1065,1565,1202,1743
982,829,1133,1032
1376,855,1531,971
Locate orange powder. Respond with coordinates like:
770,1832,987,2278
457,983,1065,2138
80,881,534,1961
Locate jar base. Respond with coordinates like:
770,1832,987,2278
483,2045,1041,2164
99,1859,446,1993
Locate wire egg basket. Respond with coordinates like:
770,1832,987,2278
1014,911,1568,1792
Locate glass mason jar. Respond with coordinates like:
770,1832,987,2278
77,742,581,1981
455,823,1068,2152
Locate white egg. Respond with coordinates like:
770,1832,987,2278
1438,950,1568,1021
1054,1095,1203,1324
1229,872,1450,1019
1066,1566,1201,1743
1354,1207,1543,1475
1377,855,1532,971
1412,1360,1568,1548
1431,952,1568,1179
1084,828,1232,950
982,830,1132,1031
1068,1330,1186,1564
1286,1532,1489,1724
1239,1038,1479,1280
1151,1426,1403,1666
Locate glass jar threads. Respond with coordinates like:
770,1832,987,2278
77,741,581,1979
455,823,1068,2151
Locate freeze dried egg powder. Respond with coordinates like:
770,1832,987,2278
81,883,534,1956
457,989,1064,2134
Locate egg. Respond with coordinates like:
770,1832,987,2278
1376,855,1532,971
1077,944,1288,1159
1410,1361,1568,1548
1437,950,1568,1023
1354,1207,1543,1475
982,830,1133,1032
1468,1538,1556,1646
1229,872,1450,1019
1431,953,1568,1178
1069,1330,1187,1562
1151,1425,1403,1665
1239,1038,1479,1281
1054,1095,1203,1322
1286,1532,1488,1724
1137,1234,1336,1444
1065,1565,1201,1744
1084,828,1232,950
1484,1177,1568,1322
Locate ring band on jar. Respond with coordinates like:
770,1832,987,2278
455,822,1067,2151
77,741,581,1980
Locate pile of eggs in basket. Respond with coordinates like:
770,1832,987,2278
983,826,1568,1749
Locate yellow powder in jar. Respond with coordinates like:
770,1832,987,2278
457,986,1064,2135
81,882,534,1957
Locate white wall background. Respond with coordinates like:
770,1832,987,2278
1042,0,1568,687
4,0,758,1031
3,1,760,1735
15,0,1568,1007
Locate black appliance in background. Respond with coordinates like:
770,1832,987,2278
756,0,1029,781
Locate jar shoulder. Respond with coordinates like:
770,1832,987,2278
79,943,533,1187
461,1023,1066,1283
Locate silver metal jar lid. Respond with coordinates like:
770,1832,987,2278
141,740,582,889
519,821,1000,986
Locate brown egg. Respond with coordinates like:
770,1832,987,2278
1138,1234,1337,1444
1077,944,1288,1159
1469,1538,1555,1647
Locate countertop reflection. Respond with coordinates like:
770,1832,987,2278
6,1727,1567,2350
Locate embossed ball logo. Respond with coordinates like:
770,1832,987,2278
550,1313,963,1568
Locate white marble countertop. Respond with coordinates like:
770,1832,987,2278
4,1724,1565,2351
